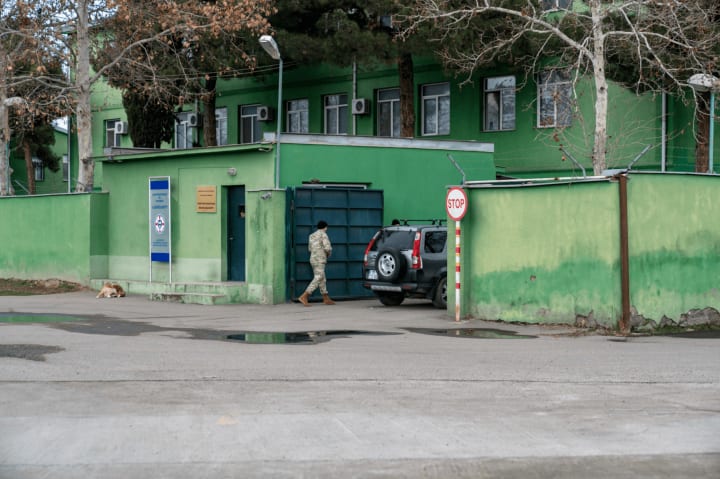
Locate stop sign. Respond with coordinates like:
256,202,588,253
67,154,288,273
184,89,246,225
446,187,468,221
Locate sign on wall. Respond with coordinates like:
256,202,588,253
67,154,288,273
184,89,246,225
149,177,171,265
196,186,217,213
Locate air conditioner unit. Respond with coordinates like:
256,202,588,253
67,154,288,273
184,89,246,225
188,113,201,128
114,121,129,135
257,106,273,121
352,98,370,115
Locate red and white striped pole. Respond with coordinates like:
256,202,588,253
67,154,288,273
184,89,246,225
454,220,461,322
446,187,468,323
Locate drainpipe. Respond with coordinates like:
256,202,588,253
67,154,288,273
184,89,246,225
661,93,667,172
352,60,357,136
618,174,630,334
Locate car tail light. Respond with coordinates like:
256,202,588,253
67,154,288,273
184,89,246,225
363,231,380,266
411,231,422,269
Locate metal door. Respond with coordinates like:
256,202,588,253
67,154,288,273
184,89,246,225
227,186,246,281
292,187,383,299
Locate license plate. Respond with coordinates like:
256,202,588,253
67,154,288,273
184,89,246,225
367,270,378,280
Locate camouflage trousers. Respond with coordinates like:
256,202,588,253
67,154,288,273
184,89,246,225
305,259,328,295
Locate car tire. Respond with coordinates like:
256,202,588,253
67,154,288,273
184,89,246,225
375,247,405,282
432,276,447,309
377,292,405,306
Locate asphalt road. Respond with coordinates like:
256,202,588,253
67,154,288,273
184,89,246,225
1,292,719,478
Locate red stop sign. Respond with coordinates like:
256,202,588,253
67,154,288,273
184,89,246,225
446,187,468,221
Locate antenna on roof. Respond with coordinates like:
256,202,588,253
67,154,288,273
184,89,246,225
447,154,466,186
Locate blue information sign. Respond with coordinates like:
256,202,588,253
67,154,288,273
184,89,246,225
149,177,171,263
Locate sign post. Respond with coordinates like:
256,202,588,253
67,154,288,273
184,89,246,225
149,176,172,283
446,187,468,322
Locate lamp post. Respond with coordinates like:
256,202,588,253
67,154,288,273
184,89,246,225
688,73,718,174
259,35,283,189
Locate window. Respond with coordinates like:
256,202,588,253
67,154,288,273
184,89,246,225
32,157,44,182
484,76,516,131
421,83,450,136
239,105,262,144
105,119,121,148
324,94,348,135
216,107,228,146
377,88,400,137
537,70,573,128
174,112,195,149
62,155,68,182
287,99,309,133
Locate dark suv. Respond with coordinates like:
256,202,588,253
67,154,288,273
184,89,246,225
362,224,448,308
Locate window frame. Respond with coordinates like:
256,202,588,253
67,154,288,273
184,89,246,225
376,87,400,138
537,70,573,129
215,107,228,146
484,76,516,132
105,118,121,148
239,104,262,144
421,82,450,136
286,98,309,134
323,93,348,135
32,157,44,182
174,112,196,149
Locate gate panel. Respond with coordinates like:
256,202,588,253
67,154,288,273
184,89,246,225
292,187,383,299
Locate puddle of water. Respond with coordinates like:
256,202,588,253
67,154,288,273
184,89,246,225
226,330,398,344
404,327,537,339
0,344,65,361
0,313,89,323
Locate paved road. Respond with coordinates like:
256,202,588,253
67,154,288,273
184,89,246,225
1,292,719,478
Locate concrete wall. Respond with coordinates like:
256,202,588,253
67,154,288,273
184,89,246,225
0,193,108,284
454,173,720,328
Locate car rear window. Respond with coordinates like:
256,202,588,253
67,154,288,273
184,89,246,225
371,229,416,251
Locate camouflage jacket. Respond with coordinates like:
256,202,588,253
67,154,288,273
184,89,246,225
308,229,332,263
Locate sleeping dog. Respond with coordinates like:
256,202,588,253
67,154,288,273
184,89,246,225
96,282,126,298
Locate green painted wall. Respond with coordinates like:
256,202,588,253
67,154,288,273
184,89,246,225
627,173,720,319
457,180,622,325
99,145,276,297
280,138,495,223
455,173,720,327
0,193,107,283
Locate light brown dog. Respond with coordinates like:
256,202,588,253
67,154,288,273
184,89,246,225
96,282,126,298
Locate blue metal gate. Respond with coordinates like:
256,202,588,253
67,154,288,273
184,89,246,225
292,187,383,300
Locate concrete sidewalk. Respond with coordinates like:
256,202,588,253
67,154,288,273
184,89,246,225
1,292,719,478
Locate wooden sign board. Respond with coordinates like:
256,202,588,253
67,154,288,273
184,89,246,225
196,186,217,213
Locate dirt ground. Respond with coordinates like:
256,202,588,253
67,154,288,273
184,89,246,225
0,278,88,296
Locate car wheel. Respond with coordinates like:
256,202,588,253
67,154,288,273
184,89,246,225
432,276,447,309
377,292,405,306
375,247,405,282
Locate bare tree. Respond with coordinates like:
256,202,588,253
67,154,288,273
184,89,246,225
401,0,720,175
0,1,70,196
36,0,273,192
95,0,274,151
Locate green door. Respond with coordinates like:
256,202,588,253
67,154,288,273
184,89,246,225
292,187,383,300
228,186,246,281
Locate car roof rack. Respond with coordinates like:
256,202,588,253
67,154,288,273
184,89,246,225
393,219,446,226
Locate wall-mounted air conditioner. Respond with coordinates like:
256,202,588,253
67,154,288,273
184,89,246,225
114,121,129,135
188,113,201,128
352,98,370,115
257,106,274,121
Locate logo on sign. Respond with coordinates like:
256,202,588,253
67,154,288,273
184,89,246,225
154,215,166,234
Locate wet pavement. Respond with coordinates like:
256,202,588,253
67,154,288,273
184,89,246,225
1,292,719,478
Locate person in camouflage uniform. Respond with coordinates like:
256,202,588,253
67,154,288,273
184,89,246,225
298,220,334,306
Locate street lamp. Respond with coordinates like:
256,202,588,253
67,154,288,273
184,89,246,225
259,35,283,189
688,73,718,174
